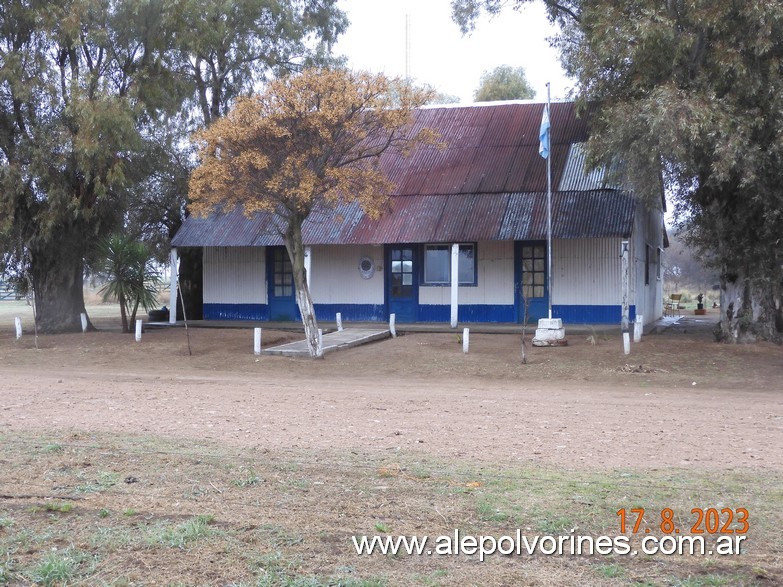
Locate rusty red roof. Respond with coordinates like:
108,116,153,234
172,101,634,248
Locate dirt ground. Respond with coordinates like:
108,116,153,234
1,312,781,471
0,309,781,586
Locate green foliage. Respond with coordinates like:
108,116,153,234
561,0,783,340
452,0,783,341
474,65,535,102
0,0,348,332
97,235,161,333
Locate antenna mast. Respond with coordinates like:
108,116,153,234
405,14,411,81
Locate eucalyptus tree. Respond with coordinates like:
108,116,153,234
452,0,783,342
0,0,348,332
474,65,534,102
0,0,185,332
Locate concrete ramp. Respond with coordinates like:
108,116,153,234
262,328,390,357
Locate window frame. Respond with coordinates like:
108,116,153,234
421,243,478,287
519,242,547,300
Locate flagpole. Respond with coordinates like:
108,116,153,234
546,83,553,320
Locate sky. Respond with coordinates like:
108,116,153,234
333,0,574,104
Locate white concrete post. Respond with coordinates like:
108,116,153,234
169,247,178,324
317,328,323,354
14,317,22,340
450,243,459,328
254,327,262,355
336,312,343,332
304,246,312,288
621,240,630,355
634,315,643,343
462,327,469,354
389,313,396,338
80,313,88,333
621,241,630,332
135,319,142,342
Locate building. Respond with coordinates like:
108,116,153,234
171,101,665,325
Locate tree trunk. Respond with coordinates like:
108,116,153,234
30,243,91,333
716,269,780,343
119,292,129,333
285,220,323,359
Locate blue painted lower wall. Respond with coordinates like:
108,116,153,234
417,304,515,323
203,303,636,324
314,304,386,322
203,303,268,321
554,305,636,324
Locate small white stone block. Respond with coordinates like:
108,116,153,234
537,318,563,329
534,327,566,341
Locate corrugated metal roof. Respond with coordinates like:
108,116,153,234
172,101,635,248
172,189,635,247
374,101,590,195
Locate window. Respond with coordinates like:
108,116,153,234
656,247,662,280
273,248,294,297
645,244,651,286
520,244,546,298
422,244,476,285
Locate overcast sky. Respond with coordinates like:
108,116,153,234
333,0,574,104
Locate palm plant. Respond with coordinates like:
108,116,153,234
97,235,161,333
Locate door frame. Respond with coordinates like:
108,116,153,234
384,244,419,323
514,240,549,324
266,246,297,321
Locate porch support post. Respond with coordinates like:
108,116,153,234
304,246,312,288
169,247,178,324
450,243,459,328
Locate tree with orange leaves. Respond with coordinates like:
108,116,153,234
189,68,437,357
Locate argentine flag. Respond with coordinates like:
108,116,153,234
539,104,550,159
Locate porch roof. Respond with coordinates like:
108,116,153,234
171,189,635,247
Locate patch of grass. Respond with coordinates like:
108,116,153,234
672,576,744,587
98,508,110,518
232,468,262,488
0,517,13,529
535,513,576,534
373,522,389,533
475,496,510,523
90,526,136,552
413,569,448,586
256,524,304,547
255,571,386,587
596,563,625,579
29,503,73,514
41,444,64,454
122,508,137,517
144,514,217,549
251,551,302,577
74,470,119,494
410,466,432,479
26,549,94,586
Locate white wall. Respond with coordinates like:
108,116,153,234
309,245,384,304
631,201,665,323
552,238,622,306
418,241,514,305
203,247,265,304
